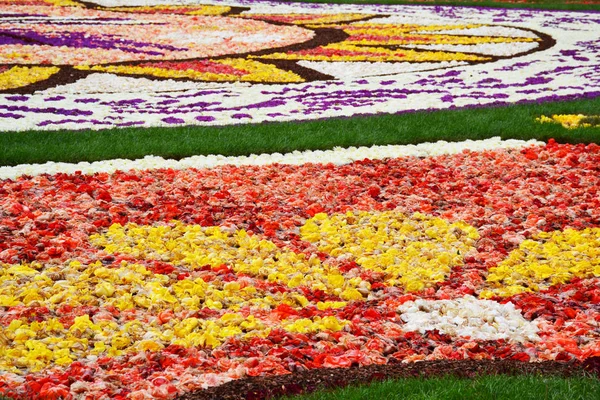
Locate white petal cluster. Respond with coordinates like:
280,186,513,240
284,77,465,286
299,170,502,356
0,137,543,180
398,295,540,343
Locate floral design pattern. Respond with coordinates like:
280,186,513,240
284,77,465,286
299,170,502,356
1,0,599,130
0,139,599,399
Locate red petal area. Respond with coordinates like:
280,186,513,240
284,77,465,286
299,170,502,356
244,15,341,24
136,60,249,77
293,47,400,58
2,142,598,264
348,34,434,43
109,7,224,15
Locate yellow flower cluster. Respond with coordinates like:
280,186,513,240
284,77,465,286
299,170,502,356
312,22,484,30
300,211,479,292
536,114,600,129
257,43,489,63
91,222,369,298
251,22,539,63
242,13,375,25
0,66,60,91
283,316,347,334
341,24,537,46
0,257,349,373
103,5,232,16
78,59,304,83
43,0,82,7
480,228,600,298
0,309,269,373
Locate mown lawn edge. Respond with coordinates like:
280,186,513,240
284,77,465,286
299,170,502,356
3,97,600,166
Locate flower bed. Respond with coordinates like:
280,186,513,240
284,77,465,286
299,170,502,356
1,0,599,131
0,138,599,399
538,114,600,129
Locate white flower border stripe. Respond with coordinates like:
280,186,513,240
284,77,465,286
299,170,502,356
0,137,543,180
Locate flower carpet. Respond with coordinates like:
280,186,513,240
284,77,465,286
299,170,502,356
1,0,600,131
1,0,600,400
0,138,600,399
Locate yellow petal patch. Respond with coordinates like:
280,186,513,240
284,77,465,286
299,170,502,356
300,211,478,292
43,0,83,7
256,43,489,63
90,222,369,296
536,114,600,130
101,5,232,16
480,228,600,298
241,13,376,25
0,66,60,91
77,59,304,84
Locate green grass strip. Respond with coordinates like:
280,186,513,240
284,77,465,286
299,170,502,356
280,0,600,12
2,97,600,166
283,374,600,400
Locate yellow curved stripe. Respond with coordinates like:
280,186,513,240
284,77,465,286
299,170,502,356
0,66,60,91
43,0,83,6
257,43,490,62
217,58,304,83
89,221,361,296
78,59,304,83
345,35,536,46
103,5,231,16
241,13,375,25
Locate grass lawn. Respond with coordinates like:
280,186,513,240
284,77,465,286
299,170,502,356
282,374,600,400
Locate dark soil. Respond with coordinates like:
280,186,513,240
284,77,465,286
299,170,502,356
176,357,600,400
